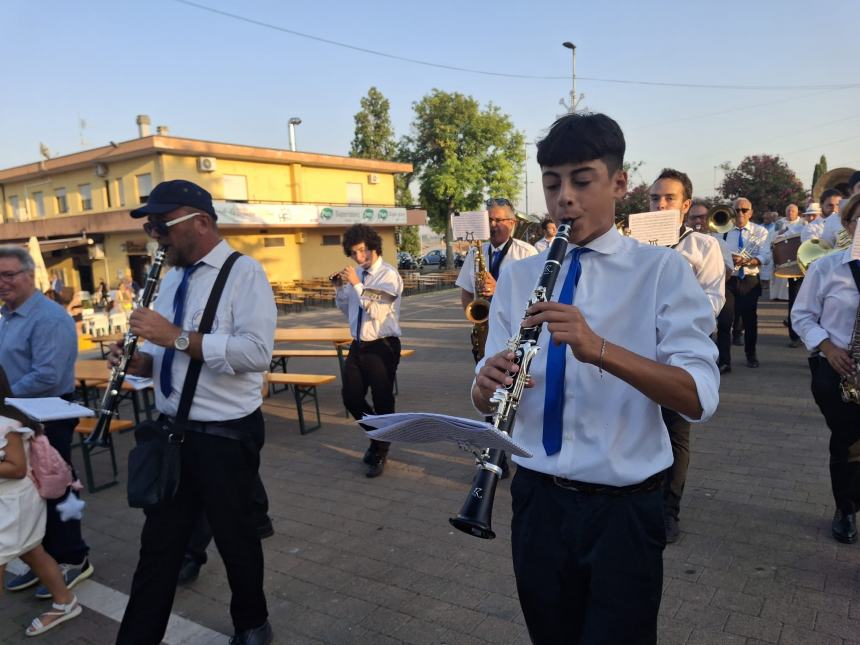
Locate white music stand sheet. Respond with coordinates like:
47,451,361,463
451,211,490,241
359,412,532,458
628,209,680,247
4,398,95,422
851,224,860,262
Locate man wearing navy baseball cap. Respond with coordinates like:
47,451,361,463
113,179,277,645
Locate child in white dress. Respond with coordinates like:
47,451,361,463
0,415,81,637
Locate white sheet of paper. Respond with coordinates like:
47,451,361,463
451,211,491,241
851,224,860,261
627,209,680,247
4,398,94,422
360,412,532,457
124,375,154,390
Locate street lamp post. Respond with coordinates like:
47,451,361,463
562,42,578,113
288,117,302,151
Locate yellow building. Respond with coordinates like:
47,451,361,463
0,123,421,293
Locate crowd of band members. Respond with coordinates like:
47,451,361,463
0,133,857,643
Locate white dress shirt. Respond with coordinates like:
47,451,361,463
822,214,846,248
722,223,769,277
802,218,825,242
335,256,403,341
711,234,734,271
791,249,860,352
534,237,554,253
455,238,537,293
784,219,807,236
477,226,719,486
674,229,726,318
141,240,277,421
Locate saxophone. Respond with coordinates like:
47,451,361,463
841,304,860,405
450,221,572,538
465,239,491,360
85,247,167,446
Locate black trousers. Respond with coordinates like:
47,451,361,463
343,337,401,420
787,278,803,341
717,276,761,365
42,417,89,565
809,357,860,513
511,467,664,645
661,407,691,519
116,410,268,644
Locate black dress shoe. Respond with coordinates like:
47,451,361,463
177,558,202,586
832,509,857,544
366,455,387,478
746,357,760,368
732,334,744,346
718,363,732,374
362,443,377,465
229,621,273,645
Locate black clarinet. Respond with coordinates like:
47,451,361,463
450,221,573,539
85,247,167,446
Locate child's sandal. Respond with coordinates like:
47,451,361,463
25,596,82,637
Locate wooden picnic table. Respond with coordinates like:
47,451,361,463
74,360,154,423
274,327,353,344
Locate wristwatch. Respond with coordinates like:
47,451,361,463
174,330,191,352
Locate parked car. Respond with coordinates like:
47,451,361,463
419,249,446,268
397,251,418,270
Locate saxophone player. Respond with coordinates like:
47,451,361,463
791,193,860,544
473,113,719,644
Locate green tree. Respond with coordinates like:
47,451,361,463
402,89,525,268
718,155,805,217
396,225,421,257
811,154,828,190
349,87,397,160
616,183,650,223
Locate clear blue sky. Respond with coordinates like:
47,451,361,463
2,0,858,216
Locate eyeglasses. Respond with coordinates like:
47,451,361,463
486,197,513,208
143,211,201,237
735,208,751,214
489,217,515,224
0,269,26,282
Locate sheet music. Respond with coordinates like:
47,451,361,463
627,210,680,247
359,412,532,457
4,398,95,422
451,211,491,241
124,375,154,390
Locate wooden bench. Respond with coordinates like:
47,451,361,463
265,373,337,435
73,417,135,493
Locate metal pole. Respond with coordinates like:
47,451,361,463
570,44,577,113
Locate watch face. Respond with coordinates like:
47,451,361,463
175,333,190,351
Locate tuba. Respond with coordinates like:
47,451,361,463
812,167,856,203
707,204,735,234
465,240,491,359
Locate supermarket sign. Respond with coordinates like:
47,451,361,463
213,201,407,226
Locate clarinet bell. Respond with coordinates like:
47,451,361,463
449,465,499,539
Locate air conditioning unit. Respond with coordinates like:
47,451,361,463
94,162,108,177
198,156,217,172
367,173,380,185
88,244,105,260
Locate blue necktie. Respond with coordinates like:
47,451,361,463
160,263,202,397
354,269,368,343
737,228,745,280
542,247,591,456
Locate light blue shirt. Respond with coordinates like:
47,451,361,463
0,291,77,396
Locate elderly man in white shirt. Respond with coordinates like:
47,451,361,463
473,113,719,644
648,170,725,544
801,202,825,242
716,198,770,370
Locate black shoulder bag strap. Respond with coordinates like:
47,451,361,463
849,259,860,293
171,251,243,441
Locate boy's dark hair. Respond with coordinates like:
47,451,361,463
654,168,693,201
342,224,383,257
820,187,843,203
536,113,626,175
540,217,554,232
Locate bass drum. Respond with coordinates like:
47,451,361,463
772,233,803,279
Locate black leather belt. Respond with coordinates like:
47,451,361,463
521,466,663,497
164,416,248,442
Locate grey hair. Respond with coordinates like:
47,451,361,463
0,245,36,271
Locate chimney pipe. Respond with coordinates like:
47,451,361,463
156,125,169,135
136,114,151,138
288,117,302,152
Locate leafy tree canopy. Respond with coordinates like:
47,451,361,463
718,155,805,216
350,87,397,160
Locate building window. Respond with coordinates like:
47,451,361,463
8,195,20,221
222,174,248,202
263,237,285,247
104,180,112,208
346,183,363,206
32,191,45,217
115,178,126,207
322,234,341,246
79,183,92,210
136,173,152,203
55,188,68,214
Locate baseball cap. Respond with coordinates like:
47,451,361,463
129,179,217,220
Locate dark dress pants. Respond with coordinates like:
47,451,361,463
661,407,691,520
809,357,860,513
343,337,401,453
116,412,268,644
42,417,89,565
511,467,664,645
787,278,803,341
717,276,761,364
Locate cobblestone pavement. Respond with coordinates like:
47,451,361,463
3,287,860,645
